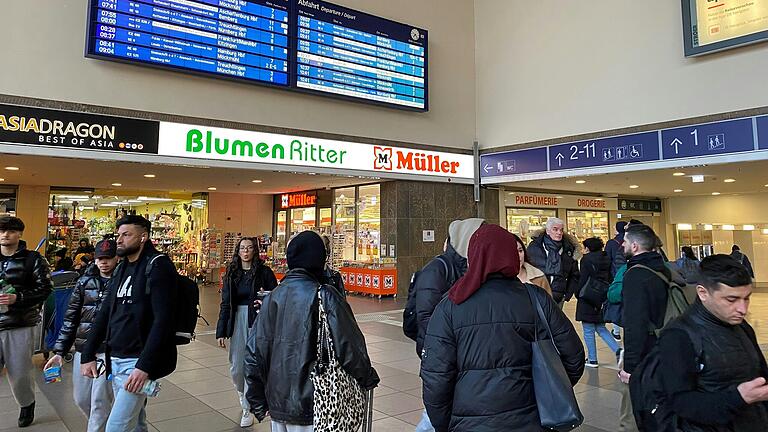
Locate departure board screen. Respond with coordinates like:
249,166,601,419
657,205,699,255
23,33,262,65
294,0,428,110
86,0,291,86
85,0,429,110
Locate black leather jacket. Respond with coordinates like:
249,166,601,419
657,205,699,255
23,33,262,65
0,246,53,331
244,269,379,425
216,262,278,339
52,264,110,355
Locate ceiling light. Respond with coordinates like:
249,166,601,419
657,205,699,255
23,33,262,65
58,195,91,200
575,180,586,184
674,189,683,193
711,192,721,196
743,225,755,231
4,167,19,171
678,223,693,230
111,183,122,187
100,204,118,207
251,180,263,183
207,187,217,191
137,196,173,202
59,200,74,204
0,178,4,182
127,199,142,203
723,224,735,230
704,224,713,230
629,185,639,189
692,175,705,183
143,174,156,178
724,178,736,183
673,172,685,176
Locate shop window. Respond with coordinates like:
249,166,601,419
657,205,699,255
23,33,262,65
0,187,17,217
506,208,557,245
334,187,356,261
566,210,609,245
290,207,316,236
357,184,381,263
275,211,287,257
319,208,332,235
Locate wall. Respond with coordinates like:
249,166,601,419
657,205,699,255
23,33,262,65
474,1,768,148
208,193,273,237
15,185,50,252
0,0,476,150
667,194,768,225
381,181,499,296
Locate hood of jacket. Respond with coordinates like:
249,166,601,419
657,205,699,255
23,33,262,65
529,229,582,260
448,218,485,259
523,262,545,280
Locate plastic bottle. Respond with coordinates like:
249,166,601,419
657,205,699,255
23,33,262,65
141,380,161,397
0,279,16,314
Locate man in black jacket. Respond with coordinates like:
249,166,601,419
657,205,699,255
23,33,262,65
244,231,379,430
46,239,118,432
0,216,53,428
730,245,755,279
527,217,580,307
619,224,669,432
81,216,178,432
655,254,768,431
413,218,483,431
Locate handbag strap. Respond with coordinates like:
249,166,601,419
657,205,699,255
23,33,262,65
316,285,337,368
524,283,561,356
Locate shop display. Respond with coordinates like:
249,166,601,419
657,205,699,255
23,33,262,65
506,208,557,245
566,210,609,244
0,187,16,217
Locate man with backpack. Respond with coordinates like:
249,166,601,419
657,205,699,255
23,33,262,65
404,217,483,432
0,216,54,428
81,215,178,432
634,254,768,431
730,244,755,279
605,221,628,340
618,224,672,432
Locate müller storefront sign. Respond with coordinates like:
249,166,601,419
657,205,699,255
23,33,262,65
506,192,618,211
0,104,159,154
157,122,474,180
280,192,318,209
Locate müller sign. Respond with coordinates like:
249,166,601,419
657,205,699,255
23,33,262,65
159,122,474,180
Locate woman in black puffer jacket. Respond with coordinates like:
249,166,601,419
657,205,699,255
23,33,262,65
575,237,621,369
421,225,584,432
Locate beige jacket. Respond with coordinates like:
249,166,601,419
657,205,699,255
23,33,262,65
519,262,552,296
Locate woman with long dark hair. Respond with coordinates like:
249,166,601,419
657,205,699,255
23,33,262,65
216,237,277,428
511,232,551,296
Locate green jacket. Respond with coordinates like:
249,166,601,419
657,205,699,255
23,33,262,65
607,264,627,304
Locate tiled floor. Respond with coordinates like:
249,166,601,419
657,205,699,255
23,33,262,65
3,286,768,431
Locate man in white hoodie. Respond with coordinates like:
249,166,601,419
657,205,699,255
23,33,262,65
413,218,484,432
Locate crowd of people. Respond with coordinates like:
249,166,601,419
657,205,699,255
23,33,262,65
2,212,768,431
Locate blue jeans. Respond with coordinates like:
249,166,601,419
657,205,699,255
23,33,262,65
416,409,435,432
582,323,620,362
106,357,148,432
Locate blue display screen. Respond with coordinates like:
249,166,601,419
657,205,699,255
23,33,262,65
294,0,427,110
86,0,429,110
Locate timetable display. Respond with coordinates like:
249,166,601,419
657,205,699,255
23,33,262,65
87,0,291,86
85,0,429,111
682,0,768,56
294,0,428,110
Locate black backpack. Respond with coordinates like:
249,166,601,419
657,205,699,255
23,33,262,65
629,327,703,430
402,256,448,341
145,254,200,345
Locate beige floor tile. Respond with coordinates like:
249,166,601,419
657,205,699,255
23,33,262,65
373,392,424,416
371,416,416,432
379,373,422,391
176,377,238,397
196,390,242,410
395,408,425,426
165,368,224,385
151,411,236,432
145,397,212,422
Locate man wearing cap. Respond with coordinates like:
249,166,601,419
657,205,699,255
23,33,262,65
0,216,54,428
46,239,119,432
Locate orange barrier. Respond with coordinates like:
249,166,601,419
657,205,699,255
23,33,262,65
341,267,397,297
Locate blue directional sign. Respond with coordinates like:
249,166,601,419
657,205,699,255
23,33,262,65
548,132,659,171
758,116,768,150
481,147,548,177
661,118,755,160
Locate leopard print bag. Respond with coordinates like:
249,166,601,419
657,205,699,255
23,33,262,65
311,287,366,432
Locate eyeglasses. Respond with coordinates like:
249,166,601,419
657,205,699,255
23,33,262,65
239,246,255,251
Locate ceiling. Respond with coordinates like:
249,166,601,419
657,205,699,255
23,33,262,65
0,154,376,195
503,159,768,198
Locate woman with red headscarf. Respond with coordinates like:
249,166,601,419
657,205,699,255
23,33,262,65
420,224,584,432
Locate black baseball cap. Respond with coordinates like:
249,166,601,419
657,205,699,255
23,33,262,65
94,239,117,259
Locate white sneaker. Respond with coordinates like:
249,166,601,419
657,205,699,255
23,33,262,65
240,410,254,428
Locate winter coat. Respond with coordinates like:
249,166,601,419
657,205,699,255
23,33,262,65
82,241,178,380
52,264,110,355
674,256,700,284
605,234,625,277
658,300,768,431
420,275,585,432
414,244,466,355
323,266,346,298
0,246,53,331
526,230,580,303
519,262,551,296
244,269,379,425
575,251,612,323
216,262,278,339
622,251,669,374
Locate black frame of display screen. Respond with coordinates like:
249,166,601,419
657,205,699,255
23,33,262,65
681,0,768,56
84,0,428,111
